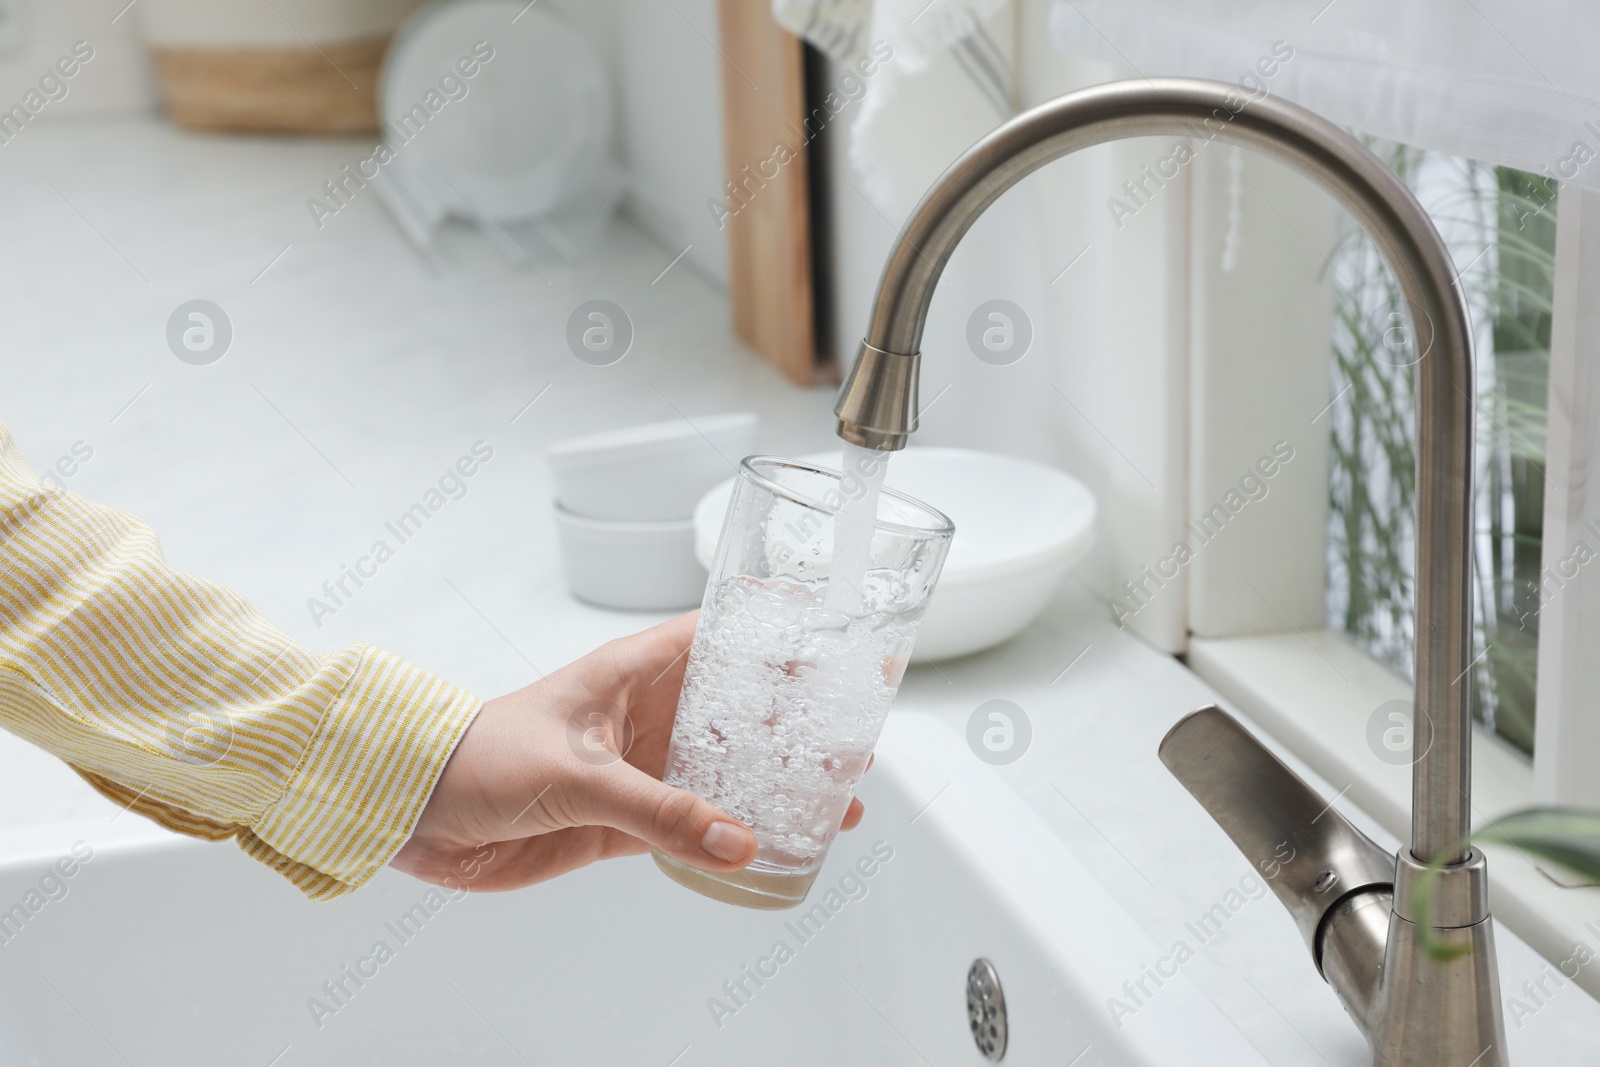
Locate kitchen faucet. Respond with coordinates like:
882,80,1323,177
832,79,1506,1065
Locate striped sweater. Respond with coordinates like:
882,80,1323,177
0,422,481,899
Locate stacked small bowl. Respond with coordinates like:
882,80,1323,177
548,413,756,611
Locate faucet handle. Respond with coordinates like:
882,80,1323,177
1160,706,1395,961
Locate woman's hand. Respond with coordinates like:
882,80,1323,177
392,612,865,892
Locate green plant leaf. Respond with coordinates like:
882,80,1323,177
1415,807,1600,960
1472,807,1600,881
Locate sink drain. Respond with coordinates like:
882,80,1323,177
966,958,1008,1061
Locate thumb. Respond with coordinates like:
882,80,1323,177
581,762,757,871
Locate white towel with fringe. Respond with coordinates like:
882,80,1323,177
774,0,1020,224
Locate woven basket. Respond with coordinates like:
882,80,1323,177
138,0,424,134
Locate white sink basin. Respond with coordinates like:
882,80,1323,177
0,714,1262,1066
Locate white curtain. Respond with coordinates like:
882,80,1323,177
1048,0,1600,193
774,0,1600,213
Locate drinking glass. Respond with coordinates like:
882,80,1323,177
653,455,954,908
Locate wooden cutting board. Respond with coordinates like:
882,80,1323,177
716,0,820,386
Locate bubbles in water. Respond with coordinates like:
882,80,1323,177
747,588,801,627
664,576,917,868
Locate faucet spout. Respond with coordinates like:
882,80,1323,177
834,78,1506,1065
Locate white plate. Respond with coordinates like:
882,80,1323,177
380,0,613,224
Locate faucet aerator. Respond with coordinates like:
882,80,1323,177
834,342,920,452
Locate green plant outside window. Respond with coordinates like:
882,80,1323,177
1327,140,1558,757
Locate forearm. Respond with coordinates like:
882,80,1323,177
0,422,480,899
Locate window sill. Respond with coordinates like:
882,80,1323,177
1189,628,1600,1000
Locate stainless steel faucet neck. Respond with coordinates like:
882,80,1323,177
834,77,1473,862
833,78,1502,1064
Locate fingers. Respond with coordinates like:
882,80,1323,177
841,797,865,831
630,611,699,682
451,826,649,893
579,760,757,870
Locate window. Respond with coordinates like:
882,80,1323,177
1326,141,1558,756
1184,144,1596,986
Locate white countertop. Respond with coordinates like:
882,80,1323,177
1,118,1596,1064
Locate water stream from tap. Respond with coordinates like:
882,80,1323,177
823,442,888,616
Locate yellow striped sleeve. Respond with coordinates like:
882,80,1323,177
0,421,481,900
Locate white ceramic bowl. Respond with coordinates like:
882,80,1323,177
547,413,757,522
553,506,707,611
693,447,1096,660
